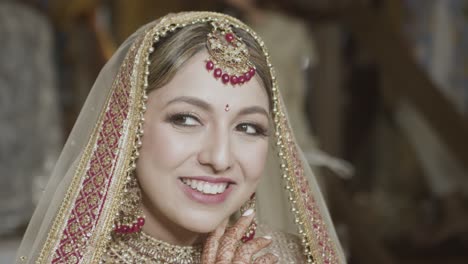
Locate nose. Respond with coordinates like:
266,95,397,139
197,129,233,173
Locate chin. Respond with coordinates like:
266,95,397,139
176,210,229,234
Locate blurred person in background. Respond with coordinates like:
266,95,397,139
402,0,468,245
0,1,62,236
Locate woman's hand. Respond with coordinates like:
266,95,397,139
201,209,279,264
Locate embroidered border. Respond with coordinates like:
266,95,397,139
36,12,343,264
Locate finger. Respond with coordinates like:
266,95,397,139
215,208,255,263
253,253,279,264
202,219,228,264
232,236,272,263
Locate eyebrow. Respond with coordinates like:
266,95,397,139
166,96,212,111
165,96,269,118
238,106,269,119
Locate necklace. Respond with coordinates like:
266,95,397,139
104,231,202,263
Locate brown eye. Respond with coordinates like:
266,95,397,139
169,114,200,126
236,123,267,136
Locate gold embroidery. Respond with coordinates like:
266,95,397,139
83,214,91,226
102,232,202,263
84,182,93,194
77,202,87,214
95,174,104,186
37,12,341,264
69,222,79,234
36,53,125,263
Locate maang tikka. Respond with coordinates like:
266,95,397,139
205,21,256,86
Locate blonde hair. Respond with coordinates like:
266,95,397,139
147,23,273,109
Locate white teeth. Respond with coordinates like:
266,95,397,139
181,179,228,195
206,183,213,194
196,182,204,192
211,185,219,194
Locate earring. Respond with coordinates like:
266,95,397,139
113,172,145,234
240,193,257,242
114,90,147,234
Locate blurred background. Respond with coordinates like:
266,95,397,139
1,0,468,263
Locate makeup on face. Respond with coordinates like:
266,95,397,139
137,51,270,236
179,176,235,204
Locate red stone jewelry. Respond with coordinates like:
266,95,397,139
114,216,145,234
205,21,256,86
241,220,257,243
113,170,146,234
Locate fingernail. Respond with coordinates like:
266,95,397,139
263,235,272,240
273,253,279,260
242,208,254,216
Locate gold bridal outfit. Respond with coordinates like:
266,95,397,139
16,12,345,264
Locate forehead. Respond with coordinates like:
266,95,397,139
151,51,269,111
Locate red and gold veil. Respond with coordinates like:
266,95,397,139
16,12,346,264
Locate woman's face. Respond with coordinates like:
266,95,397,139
136,51,270,235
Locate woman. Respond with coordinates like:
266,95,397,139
16,12,345,263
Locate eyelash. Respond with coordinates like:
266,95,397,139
167,112,201,127
166,113,269,137
236,123,268,137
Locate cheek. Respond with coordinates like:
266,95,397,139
136,122,194,198
139,122,193,172
236,139,269,183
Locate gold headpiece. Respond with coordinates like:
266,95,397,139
24,12,343,264
205,21,256,86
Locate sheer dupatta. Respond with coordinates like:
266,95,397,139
16,12,346,264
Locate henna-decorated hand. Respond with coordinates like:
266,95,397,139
202,209,279,264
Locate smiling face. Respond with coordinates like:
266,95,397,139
136,50,270,240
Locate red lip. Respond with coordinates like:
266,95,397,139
180,176,236,184
178,177,235,205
